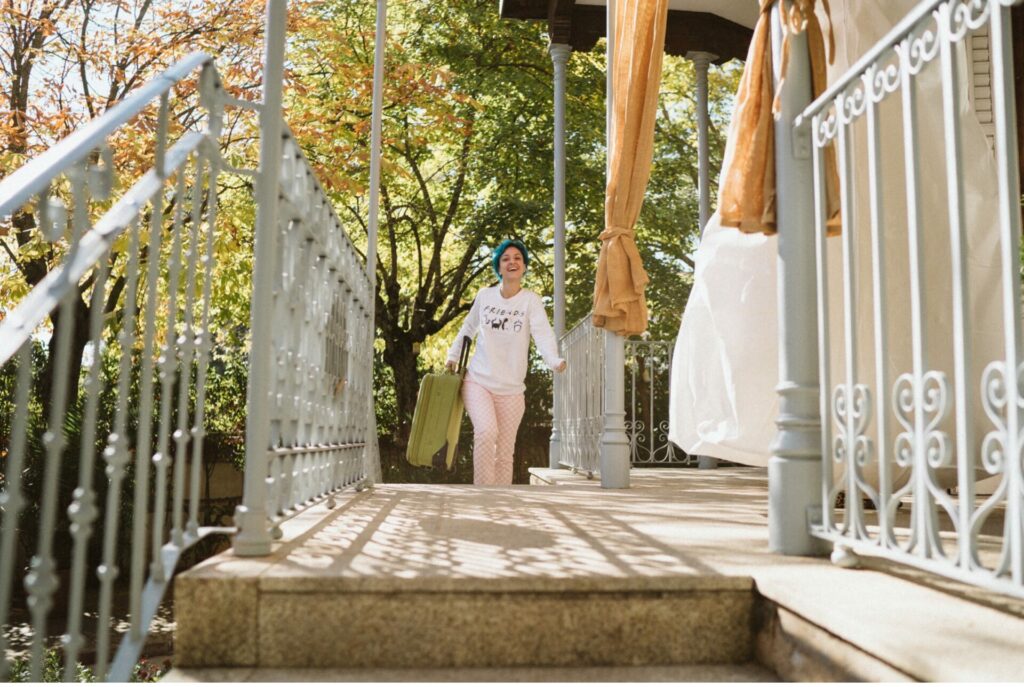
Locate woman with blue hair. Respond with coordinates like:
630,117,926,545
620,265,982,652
445,239,566,485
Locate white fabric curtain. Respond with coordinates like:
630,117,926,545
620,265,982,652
669,0,1005,490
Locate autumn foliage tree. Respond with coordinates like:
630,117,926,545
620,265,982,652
0,0,274,412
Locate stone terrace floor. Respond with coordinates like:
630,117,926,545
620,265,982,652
169,467,1024,681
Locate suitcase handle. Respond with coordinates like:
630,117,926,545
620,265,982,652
457,335,471,374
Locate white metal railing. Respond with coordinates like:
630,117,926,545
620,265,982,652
557,316,605,476
0,54,228,680
625,339,693,465
557,316,690,475
243,127,376,545
800,0,1024,598
229,2,377,557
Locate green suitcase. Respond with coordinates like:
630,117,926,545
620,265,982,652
406,336,470,470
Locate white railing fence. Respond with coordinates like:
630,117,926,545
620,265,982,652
798,0,1024,598
231,124,376,554
557,316,604,476
0,54,230,681
557,316,691,476
625,339,695,466
230,3,377,557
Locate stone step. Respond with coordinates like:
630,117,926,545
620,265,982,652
176,569,756,669
166,662,778,682
174,483,758,671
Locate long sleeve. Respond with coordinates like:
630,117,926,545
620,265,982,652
529,293,564,370
446,293,481,364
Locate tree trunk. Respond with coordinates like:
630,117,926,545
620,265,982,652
36,293,91,424
382,336,422,451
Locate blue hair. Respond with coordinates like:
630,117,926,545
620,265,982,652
492,239,529,279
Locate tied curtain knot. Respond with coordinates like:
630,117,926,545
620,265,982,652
593,226,650,335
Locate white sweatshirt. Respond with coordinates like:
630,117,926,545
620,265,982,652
446,286,564,395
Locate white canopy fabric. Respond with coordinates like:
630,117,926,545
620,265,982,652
669,0,1005,487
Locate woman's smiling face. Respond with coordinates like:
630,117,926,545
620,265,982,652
499,246,526,281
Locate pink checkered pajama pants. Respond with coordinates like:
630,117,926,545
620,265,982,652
461,378,526,486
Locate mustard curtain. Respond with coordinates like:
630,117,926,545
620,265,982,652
592,0,669,337
718,0,839,235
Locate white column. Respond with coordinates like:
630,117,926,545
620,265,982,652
768,3,827,555
687,50,720,471
549,42,570,470
600,0,630,489
687,51,717,234
363,0,386,484
234,0,288,556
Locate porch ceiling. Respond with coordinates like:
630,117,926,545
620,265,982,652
498,0,754,62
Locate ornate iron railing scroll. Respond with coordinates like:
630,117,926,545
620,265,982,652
800,0,1024,598
0,53,231,680
556,316,688,474
625,339,693,465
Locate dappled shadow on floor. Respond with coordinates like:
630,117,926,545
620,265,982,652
250,467,812,585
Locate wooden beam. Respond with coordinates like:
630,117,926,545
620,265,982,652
501,2,752,62
499,0,547,20
547,0,576,45
566,6,750,62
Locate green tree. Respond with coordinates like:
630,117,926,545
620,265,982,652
290,0,562,448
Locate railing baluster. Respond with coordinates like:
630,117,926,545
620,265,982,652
811,109,835,533
836,87,871,540
898,26,950,561
188,149,221,537
96,217,143,678
151,170,188,583
938,0,974,571
647,347,655,463
0,343,33,681
172,153,207,547
63,253,111,680
130,91,170,639
865,60,896,548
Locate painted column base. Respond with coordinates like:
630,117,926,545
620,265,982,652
600,440,630,489
768,456,828,556
232,505,273,556
549,436,563,470
697,455,719,469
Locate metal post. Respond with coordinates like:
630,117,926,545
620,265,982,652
363,0,386,484
234,0,288,556
687,50,720,471
768,3,827,555
549,42,570,470
600,0,629,489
